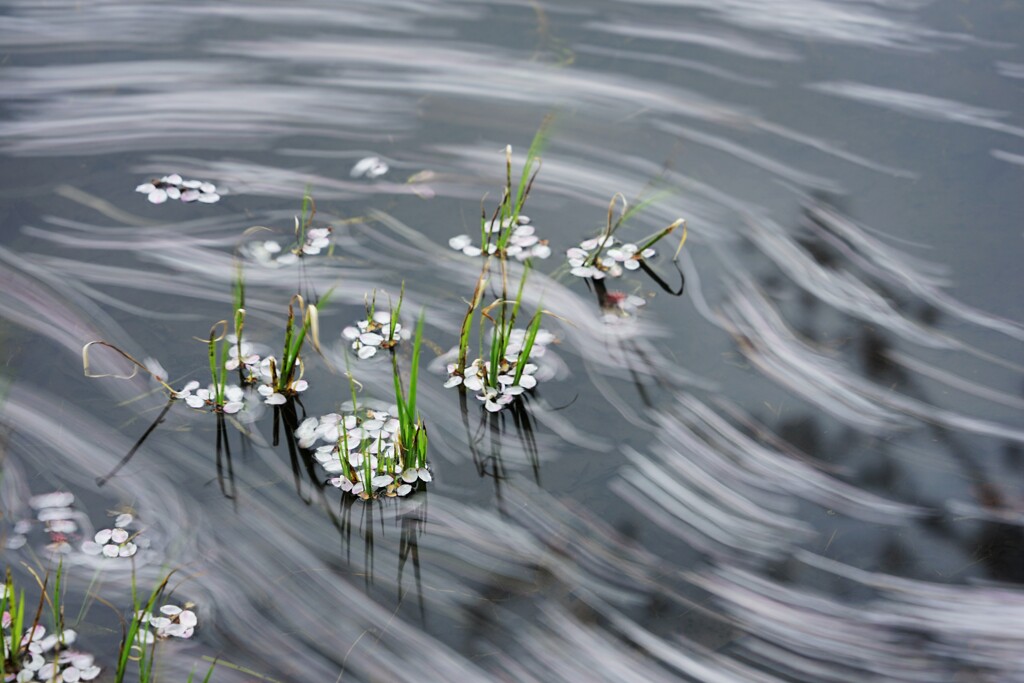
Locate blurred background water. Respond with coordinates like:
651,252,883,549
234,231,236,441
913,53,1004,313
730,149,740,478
1,0,1023,681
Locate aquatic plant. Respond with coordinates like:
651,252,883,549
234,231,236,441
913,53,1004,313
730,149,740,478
566,194,687,280
243,192,333,266
297,313,430,499
135,604,197,641
448,123,552,261
448,215,552,262
1,567,102,682
135,174,220,204
342,287,408,360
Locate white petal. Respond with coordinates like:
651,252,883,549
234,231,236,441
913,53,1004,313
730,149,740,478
101,545,119,558
223,401,243,414
463,376,483,391
532,244,551,259
396,484,412,496
199,182,217,194
181,179,202,189
81,541,102,556
147,189,168,204
159,605,182,616
462,245,482,257
164,174,183,185
448,235,472,250
443,375,463,388
79,667,101,681
264,240,282,253
135,183,155,194
356,345,376,359
570,266,595,278
110,528,129,543
623,259,640,271
29,492,75,509
291,379,308,392
165,186,181,200
484,400,503,412
351,156,384,178
359,333,384,347
118,542,138,557
185,395,205,409
181,189,200,202
178,610,198,628
197,192,220,203
371,475,393,487
417,468,432,482
183,380,200,392
94,529,113,544
265,393,286,405
276,252,299,265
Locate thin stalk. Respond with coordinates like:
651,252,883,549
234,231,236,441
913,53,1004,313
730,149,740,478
457,269,488,372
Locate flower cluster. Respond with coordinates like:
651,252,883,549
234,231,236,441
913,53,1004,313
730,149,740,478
448,216,552,261
342,311,407,360
135,604,198,642
294,407,430,499
172,380,246,414
6,492,81,555
444,328,556,412
81,513,138,559
135,174,220,204
567,237,655,279
245,227,332,267
3,617,100,682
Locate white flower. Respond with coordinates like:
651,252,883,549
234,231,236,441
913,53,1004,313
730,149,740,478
350,156,389,179
136,176,219,204
90,528,137,558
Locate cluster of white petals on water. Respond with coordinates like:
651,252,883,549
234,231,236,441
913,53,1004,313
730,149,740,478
135,604,198,642
342,311,407,359
4,628,100,681
444,328,557,412
567,236,655,279
245,227,332,267
3,586,101,682
81,513,138,558
5,492,80,554
135,174,220,204
448,215,551,261
294,405,430,499
172,380,247,413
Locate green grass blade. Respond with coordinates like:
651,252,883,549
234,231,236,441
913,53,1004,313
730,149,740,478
513,312,543,385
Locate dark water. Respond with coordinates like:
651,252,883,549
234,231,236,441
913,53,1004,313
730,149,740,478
1,1,1023,681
